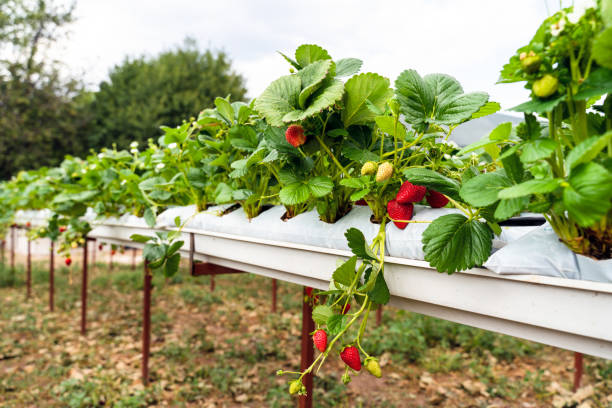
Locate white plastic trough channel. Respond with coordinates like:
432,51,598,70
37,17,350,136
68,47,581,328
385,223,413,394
85,221,612,361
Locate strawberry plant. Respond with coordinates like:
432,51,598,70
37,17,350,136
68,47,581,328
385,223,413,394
465,1,612,259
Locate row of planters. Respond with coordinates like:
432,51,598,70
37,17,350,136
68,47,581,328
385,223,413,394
1,2,612,394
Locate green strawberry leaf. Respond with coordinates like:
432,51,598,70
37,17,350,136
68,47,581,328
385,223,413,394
593,27,612,70
344,228,377,261
565,132,612,173
574,67,612,100
278,51,301,70
143,243,165,262
520,139,558,162
494,197,529,220
327,314,347,337
164,253,181,277
307,176,333,198
335,58,363,77
402,168,461,201
563,162,612,227
130,234,153,243
214,96,234,125
471,101,501,119
375,116,407,140
498,178,562,199
369,272,390,305
395,70,488,130
332,256,358,287
422,214,493,273
460,172,513,207
342,73,393,127
281,78,344,123
297,59,333,109
510,95,565,114
144,208,156,228
312,305,333,325
254,75,301,127
279,183,310,205
350,188,370,202
295,44,331,67
167,240,184,257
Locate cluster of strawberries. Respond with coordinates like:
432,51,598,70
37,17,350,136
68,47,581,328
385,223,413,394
305,286,380,379
387,181,449,229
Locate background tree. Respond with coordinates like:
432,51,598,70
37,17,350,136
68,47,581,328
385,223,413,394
89,39,248,149
0,0,93,180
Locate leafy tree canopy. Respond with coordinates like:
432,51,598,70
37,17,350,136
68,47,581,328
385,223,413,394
89,38,248,149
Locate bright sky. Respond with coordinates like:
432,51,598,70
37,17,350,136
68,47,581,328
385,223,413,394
52,0,558,111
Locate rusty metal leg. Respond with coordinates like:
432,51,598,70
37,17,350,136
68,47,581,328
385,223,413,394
573,352,584,391
50,241,55,312
299,287,314,408
109,249,113,272
271,279,278,313
143,260,152,386
376,306,382,326
10,226,15,275
1,239,5,266
81,238,88,336
91,239,96,272
210,275,215,291
26,237,31,299
132,248,137,270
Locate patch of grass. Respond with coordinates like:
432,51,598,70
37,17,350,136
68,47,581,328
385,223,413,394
179,287,222,307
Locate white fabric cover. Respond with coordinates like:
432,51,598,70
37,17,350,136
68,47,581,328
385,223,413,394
484,224,612,283
188,205,380,252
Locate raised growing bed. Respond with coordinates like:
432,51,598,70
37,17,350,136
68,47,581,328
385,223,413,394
85,214,612,360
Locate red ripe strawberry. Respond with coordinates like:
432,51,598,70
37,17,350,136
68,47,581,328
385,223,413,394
342,303,351,314
396,181,426,203
285,124,306,147
25,222,31,228
340,346,361,371
111,249,116,256
387,199,414,230
65,257,72,266
313,329,327,352
98,244,103,251
306,287,313,297
355,199,368,206
426,189,449,208
59,226,67,233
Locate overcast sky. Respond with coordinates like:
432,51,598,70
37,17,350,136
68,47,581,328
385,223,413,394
52,0,558,111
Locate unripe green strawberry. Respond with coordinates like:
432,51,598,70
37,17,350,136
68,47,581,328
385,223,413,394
289,379,302,395
361,161,377,176
375,162,393,183
365,358,382,378
521,55,541,74
533,75,559,98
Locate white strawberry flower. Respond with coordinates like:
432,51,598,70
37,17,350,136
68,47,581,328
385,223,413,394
90,164,96,170
98,153,105,159
443,153,452,160
156,163,165,170
130,141,138,148
168,143,178,149
551,17,566,36
130,148,138,154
